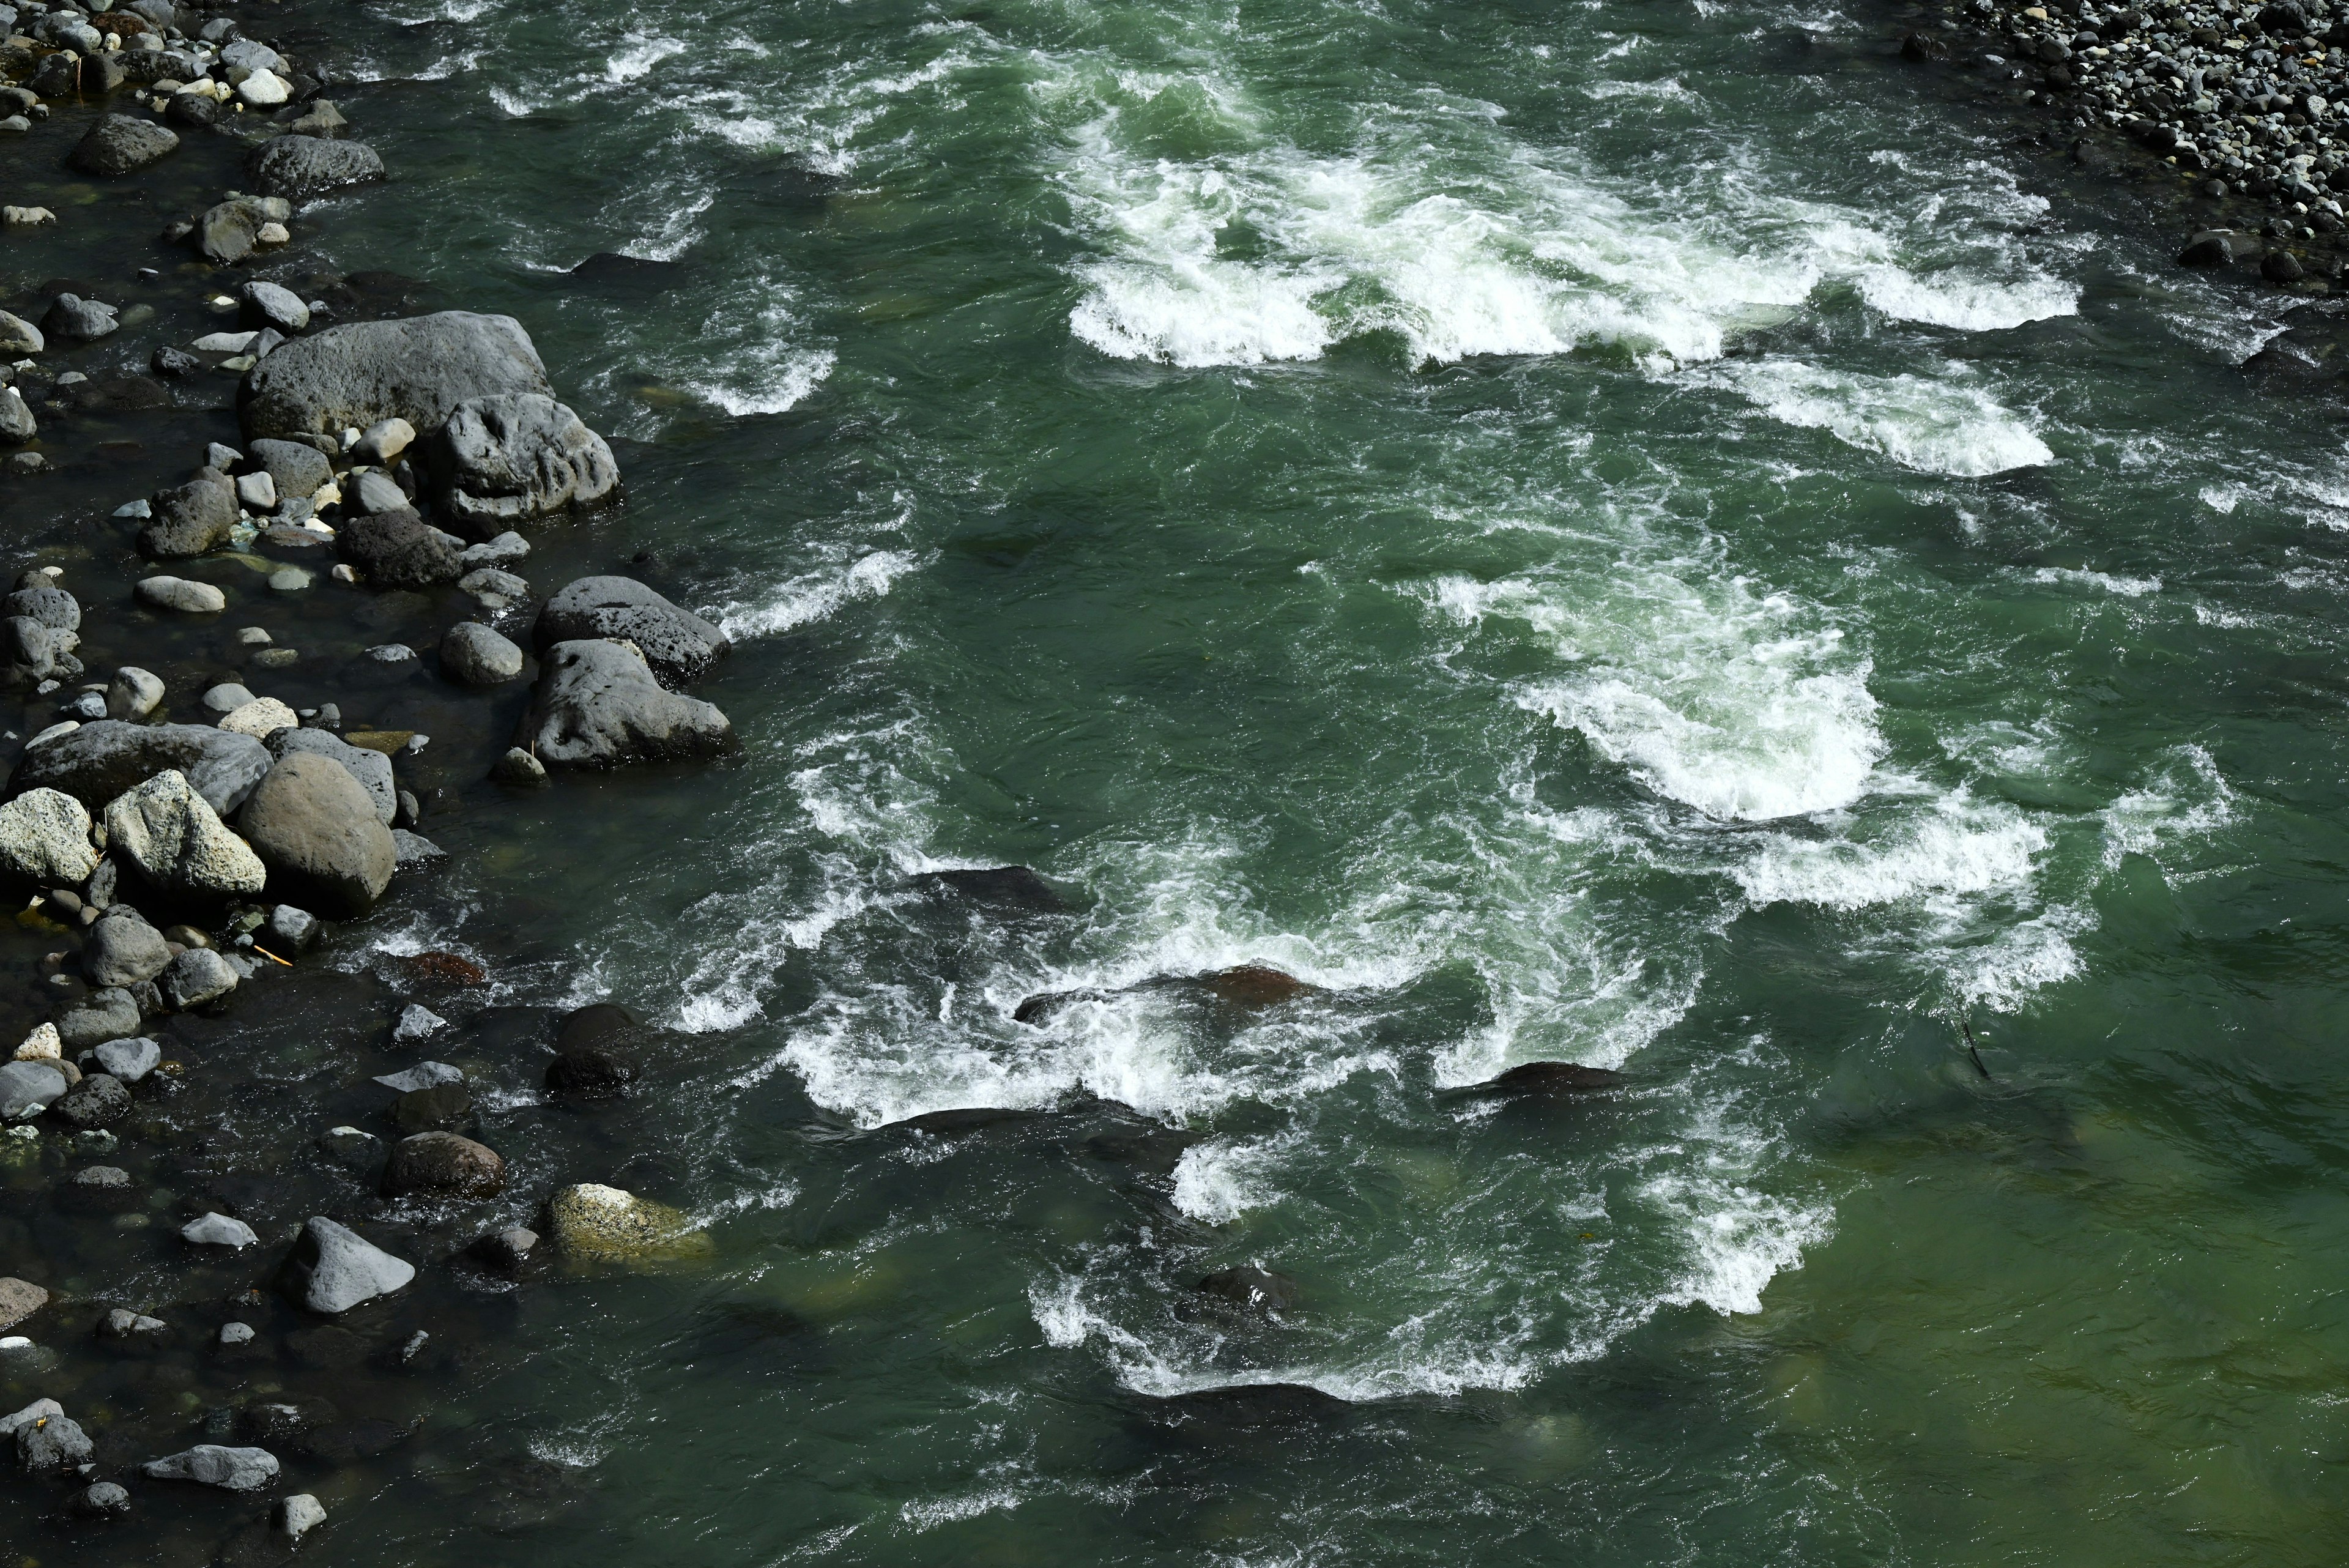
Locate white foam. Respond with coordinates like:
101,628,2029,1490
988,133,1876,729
2101,745,2235,869
1954,907,2087,1012
715,549,923,640
2028,566,2161,597
1735,797,2046,910
1855,264,2077,331
1171,1136,1293,1224
1712,360,2052,477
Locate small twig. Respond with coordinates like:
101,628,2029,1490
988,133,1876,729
1959,1017,1992,1080
251,945,294,968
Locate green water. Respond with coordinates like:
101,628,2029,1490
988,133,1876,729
33,0,2349,1557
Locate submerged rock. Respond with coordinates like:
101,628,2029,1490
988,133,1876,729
246,135,384,202
1463,1061,1626,1097
1197,1265,1302,1313
1014,964,1319,1025
384,1131,506,1199
338,510,464,589
518,640,733,768
910,864,1067,912
429,393,621,537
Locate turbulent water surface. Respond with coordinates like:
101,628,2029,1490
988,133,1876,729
87,0,2349,1558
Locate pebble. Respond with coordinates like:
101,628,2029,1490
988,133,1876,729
181,1212,259,1248
268,566,313,592
219,1321,255,1346
392,1003,447,1043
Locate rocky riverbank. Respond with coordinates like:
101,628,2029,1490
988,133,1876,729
1892,0,2349,286
0,1,752,1554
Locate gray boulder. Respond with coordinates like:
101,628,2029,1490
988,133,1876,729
84,907,170,987
139,477,238,559
245,135,383,203
0,311,44,356
281,1216,414,1313
10,723,272,814
265,727,395,825
0,617,57,686
158,947,238,1009
349,469,409,515
384,1130,506,1198
52,1071,129,1129
3,584,78,634
237,752,395,918
0,387,35,447
264,903,321,952
40,294,118,342
440,621,524,686
94,1036,161,1082
239,311,552,443
68,114,179,176
135,576,228,615
105,769,268,899
0,786,98,884
194,195,291,267
392,829,445,871
108,667,166,722
0,1060,67,1120
55,989,141,1052
141,1445,279,1491
428,394,620,537
242,281,311,335
337,510,463,589
248,437,330,500
520,640,734,769
535,577,729,688
17,1408,92,1471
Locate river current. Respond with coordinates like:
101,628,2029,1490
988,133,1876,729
195,0,2349,1558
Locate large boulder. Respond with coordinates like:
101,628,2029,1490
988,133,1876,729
11,723,272,815
280,1216,414,1313
239,312,552,444
518,641,733,769
265,727,395,824
0,1060,67,1121
440,621,525,686
545,1183,712,1264
535,578,729,688
245,135,384,202
384,1131,506,1199
194,195,291,267
67,113,179,176
139,477,239,559
54,988,140,1052
427,395,620,537
158,947,239,1009
237,752,395,918
83,906,171,987
105,769,268,899
0,786,98,885
248,437,331,500
336,510,462,589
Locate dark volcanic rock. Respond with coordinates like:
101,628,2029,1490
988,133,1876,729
384,1131,506,1198
338,510,463,589
911,866,1067,912
246,135,385,202
392,1081,474,1134
11,721,272,815
1468,1061,1626,1096
1197,1265,1302,1313
52,1071,131,1130
518,639,733,768
535,576,729,688
68,113,179,176
140,477,239,559
428,394,621,538
239,311,552,442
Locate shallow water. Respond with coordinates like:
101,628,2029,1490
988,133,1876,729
10,0,2349,1559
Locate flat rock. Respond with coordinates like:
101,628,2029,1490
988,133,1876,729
54,988,140,1052
94,1036,161,1082
245,135,384,202
0,1277,49,1332
237,752,396,918
518,639,733,769
136,576,228,615
281,1216,414,1314
105,768,268,899
142,1444,279,1491
373,1060,461,1093
182,1211,259,1247
10,721,272,814
535,576,728,688
239,311,552,444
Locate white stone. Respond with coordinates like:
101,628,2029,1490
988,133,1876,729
136,577,227,614
191,330,256,354
12,1024,59,1063
180,1212,259,1248
234,470,277,511
236,68,288,107
0,787,99,884
218,697,299,738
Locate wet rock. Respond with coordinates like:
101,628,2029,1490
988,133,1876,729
0,787,98,885
491,746,548,784
519,639,733,768
0,387,34,447
459,567,531,610
392,1081,473,1134
392,1004,447,1045
220,1321,256,1347
428,394,621,537
241,281,311,335
546,1183,713,1264
40,294,119,343
373,1061,462,1094
911,865,1067,912
281,1216,415,1314
13,1404,92,1471
545,1037,637,1098
136,576,228,614
182,1211,258,1248
239,753,395,917
2179,231,2235,268
462,530,531,570
338,510,464,589
1,1060,69,1120
54,988,140,1051
246,135,384,203
2265,250,2307,283
240,311,553,443
263,904,321,953
107,667,166,722
0,311,41,355
391,830,445,871
96,1300,161,1336
0,1276,49,1332
142,1444,279,1492
12,721,272,815
384,1131,506,1198
53,1071,130,1129
1466,1061,1626,1096
317,1126,381,1171
73,1479,129,1516
535,576,728,688
194,196,291,267
467,1225,540,1275
158,947,239,1009
265,727,395,825
94,1036,160,1082
1197,1265,1302,1313
69,112,179,176
440,620,525,686
105,768,269,899
275,1493,327,1543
